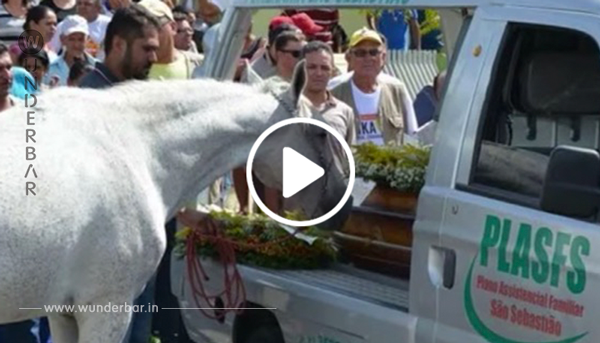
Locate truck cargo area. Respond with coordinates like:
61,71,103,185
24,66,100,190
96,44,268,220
244,262,410,311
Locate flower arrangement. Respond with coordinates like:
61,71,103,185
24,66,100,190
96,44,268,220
354,143,431,193
175,208,337,270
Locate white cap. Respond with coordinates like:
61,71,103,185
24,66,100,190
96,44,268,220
61,15,89,37
138,0,174,23
210,0,230,12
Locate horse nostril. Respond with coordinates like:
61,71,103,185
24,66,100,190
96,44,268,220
317,195,353,231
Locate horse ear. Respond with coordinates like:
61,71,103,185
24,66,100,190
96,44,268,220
289,60,306,108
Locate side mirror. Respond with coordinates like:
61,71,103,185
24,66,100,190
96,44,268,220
540,146,600,218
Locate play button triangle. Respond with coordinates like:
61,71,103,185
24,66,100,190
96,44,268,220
282,147,325,198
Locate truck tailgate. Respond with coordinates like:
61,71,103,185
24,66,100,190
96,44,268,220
173,255,416,343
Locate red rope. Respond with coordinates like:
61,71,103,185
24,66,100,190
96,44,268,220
180,215,304,320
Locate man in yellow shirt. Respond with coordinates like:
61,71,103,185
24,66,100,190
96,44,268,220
139,0,203,80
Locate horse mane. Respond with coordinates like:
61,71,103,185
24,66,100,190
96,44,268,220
253,75,288,95
6,77,295,142
28,78,272,120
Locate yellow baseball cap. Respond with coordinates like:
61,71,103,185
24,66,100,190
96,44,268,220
349,27,384,48
138,0,174,24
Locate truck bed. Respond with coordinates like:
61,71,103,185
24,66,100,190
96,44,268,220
172,256,411,312
272,263,410,311
172,255,415,343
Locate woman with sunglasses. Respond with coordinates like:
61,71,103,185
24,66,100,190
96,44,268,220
250,30,306,215
267,30,305,86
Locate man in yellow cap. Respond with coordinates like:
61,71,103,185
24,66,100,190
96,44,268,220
138,0,203,80
330,27,418,146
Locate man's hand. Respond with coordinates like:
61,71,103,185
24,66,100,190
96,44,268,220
176,208,218,235
234,58,248,81
250,38,267,64
49,75,60,88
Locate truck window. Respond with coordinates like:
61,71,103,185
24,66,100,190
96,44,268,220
466,23,600,217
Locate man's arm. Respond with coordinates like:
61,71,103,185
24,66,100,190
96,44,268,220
408,10,421,50
232,168,281,214
232,167,249,214
397,82,419,135
342,105,357,177
264,187,282,215
344,104,357,146
366,13,376,30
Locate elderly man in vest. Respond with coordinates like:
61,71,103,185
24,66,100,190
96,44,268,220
331,28,418,146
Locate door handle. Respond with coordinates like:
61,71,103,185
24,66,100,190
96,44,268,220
429,246,456,289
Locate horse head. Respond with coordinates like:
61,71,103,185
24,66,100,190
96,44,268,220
251,61,351,227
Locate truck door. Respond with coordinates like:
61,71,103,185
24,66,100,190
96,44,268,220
427,5,600,343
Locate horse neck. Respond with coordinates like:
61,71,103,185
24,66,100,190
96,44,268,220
131,80,284,220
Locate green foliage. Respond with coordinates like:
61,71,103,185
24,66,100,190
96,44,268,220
354,142,431,193
420,9,441,36
175,210,337,270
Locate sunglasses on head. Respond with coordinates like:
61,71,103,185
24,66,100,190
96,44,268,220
279,49,302,58
352,48,382,58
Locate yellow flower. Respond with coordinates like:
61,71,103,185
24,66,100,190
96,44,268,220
175,226,192,240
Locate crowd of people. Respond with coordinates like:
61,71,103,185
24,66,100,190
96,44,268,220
0,0,446,342
1,0,205,94
227,12,445,214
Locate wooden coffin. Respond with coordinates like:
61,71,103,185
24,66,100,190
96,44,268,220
335,185,418,278
362,185,419,214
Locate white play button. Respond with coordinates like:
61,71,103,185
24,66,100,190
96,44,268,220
282,147,325,198
246,117,355,227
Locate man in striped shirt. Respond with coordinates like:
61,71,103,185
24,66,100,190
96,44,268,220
0,3,27,46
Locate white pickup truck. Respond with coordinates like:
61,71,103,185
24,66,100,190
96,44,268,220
171,0,600,342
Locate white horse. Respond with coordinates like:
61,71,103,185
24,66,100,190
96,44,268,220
0,69,347,342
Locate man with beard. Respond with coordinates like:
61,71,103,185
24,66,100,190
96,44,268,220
79,4,160,89
78,6,159,343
